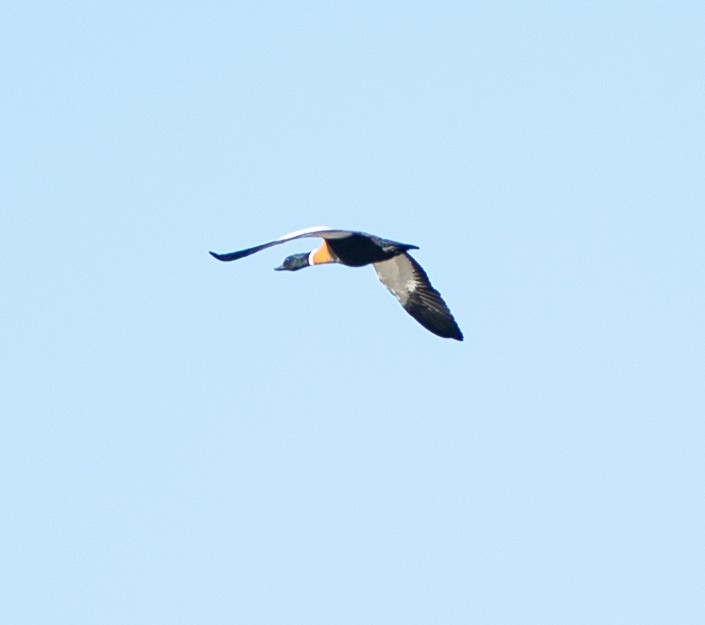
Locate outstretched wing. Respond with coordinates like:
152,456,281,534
209,226,353,262
373,253,463,340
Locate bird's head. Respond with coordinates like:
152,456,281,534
274,252,310,271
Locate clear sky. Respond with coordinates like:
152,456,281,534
2,2,704,623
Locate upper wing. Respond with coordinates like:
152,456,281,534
373,253,463,340
209,226,353,262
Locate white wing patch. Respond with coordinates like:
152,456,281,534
273,226,356,242
276,226,333,241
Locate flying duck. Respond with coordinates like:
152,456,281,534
210,226,463,340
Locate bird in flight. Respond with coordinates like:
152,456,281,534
210,226,463,340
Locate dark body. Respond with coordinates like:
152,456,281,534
324,233,418,266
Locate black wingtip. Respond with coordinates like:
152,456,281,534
437,326,464,341
209,251,226,261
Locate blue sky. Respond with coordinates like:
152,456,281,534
2,2,704,623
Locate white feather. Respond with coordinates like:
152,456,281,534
276,226,333,241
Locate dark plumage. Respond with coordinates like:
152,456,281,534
210,226,463,340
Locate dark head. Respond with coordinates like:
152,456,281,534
274,252,310,271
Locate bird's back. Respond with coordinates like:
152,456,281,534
327,232,418,267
